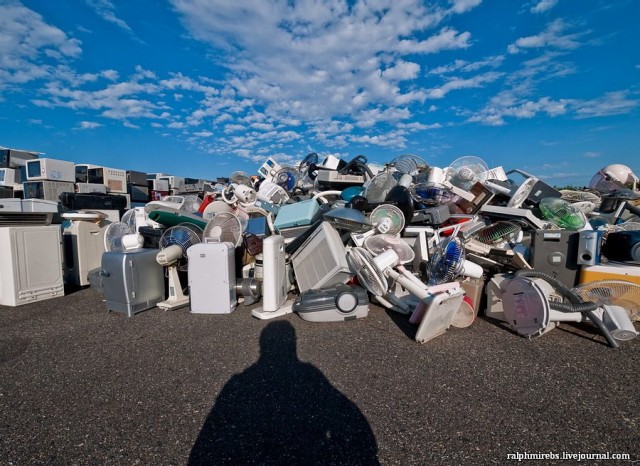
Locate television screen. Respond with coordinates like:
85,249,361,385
27,160,41,178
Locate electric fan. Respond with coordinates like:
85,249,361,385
298,152,319,172
611,221,640,232
369,205,405,235
120,209,138,232
504,176,538,208
202,200,234,221
257,180,289,204
202,212,243,247
103,221,144,252
500,272,638,346
446,156,489,191
428,237,483,285
323,207,371,233
538,197,587,230
230,170,252,186
411,181,454,206
389,154,429,176
156,224,203,311
179,195,202,214
347,247,465,342
572,280,640,321
363,234,428,291
363,172,398,203
274,167,300,192
560,189,601,206
475,221,523,248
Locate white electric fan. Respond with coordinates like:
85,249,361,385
179,195,202,214
501,274,638,345
363,172,399,203
427,237,483,285
572,280,640,321
202,212,243,247
156,224,202,311
369,205,405,235
103,221,144,252
202,200,234,222
446,156,489,191
389,154,429,176
560,190,601,214
346,247,465,342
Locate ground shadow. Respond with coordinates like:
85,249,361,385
188,321,379,465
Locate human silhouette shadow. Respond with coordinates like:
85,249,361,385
188,321,379,465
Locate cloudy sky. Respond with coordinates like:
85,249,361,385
1,0,638,185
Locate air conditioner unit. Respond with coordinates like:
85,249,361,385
187,241,237,314
0,225,64,306
26,158,75,182
100,248,165,317
75,182,108,194
62,216,108,287
88,167,127,193
291,221,351,293
22,180,75,202
0,198,59,226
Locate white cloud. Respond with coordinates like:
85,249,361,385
449,0,482,14
573,91,639,118
171,0,475,124
429,55,504,75
508,19,587,54
426,71,502,99
77,120,102,129
584,151,601,158
85,0,133,33
0,2,82,90
530,0,558,14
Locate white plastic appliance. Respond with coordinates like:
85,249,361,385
22,181,75,202
187,241,237,314
88,166,127,193
0,225,64,306
251,235,293,319
62,212,109,287
26,158,75,182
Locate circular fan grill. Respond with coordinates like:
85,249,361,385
506,177,537,208
389,154,429,176
274,167,299,191
202,201,234,221
370,205,405,235
230,170,252,186
476,221,522,246
203,212,243,247
428,237,466,285
121,209,137,232
539,197,587,230
364,234,415,264
346,247,388,296
104,222,132,252
447,156,489,190
159,225,202,271
363,173,398,203
179,195,202,213
560,190,602,205
572,280,640,321
411,182,453,206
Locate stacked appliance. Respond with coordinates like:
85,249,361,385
23,158,75,201
127,170,150,203
61,212,110,287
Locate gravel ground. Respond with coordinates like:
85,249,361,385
1,288,639,465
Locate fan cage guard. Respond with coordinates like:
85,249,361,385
411,182,453,205
346,247,388,296
476,221,522,245
364,234,415,264
428,237,464,284
370,205,405,235
573,280,640,319
388,154,429,176
539,198,586,230
203,213,242,246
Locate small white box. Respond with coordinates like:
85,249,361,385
26,158,76,182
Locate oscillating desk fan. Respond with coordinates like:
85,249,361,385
446,156,489,191
573,280,640,321
428,237,483,285
389,154,429,176
203,212,243,247
538,197,587,230
103,221,144,252
156,224,202,310
347,247,465,342
369,205,405,235
363,172,398,203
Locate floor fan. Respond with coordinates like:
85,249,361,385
427,237,483,285
156,224,202,310
103,221,144,252
572,280,640,321
369,205,405,235
346,247,465,342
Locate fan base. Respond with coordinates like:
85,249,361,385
157,297,189,311
251,301,294,320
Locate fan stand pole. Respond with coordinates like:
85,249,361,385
158,265,189,311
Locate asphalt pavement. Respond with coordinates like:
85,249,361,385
1,288,639,465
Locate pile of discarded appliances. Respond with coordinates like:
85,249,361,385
1,152,639,348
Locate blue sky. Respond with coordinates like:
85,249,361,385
1,0,638,186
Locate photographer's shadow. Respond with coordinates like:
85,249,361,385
188,321,379,465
